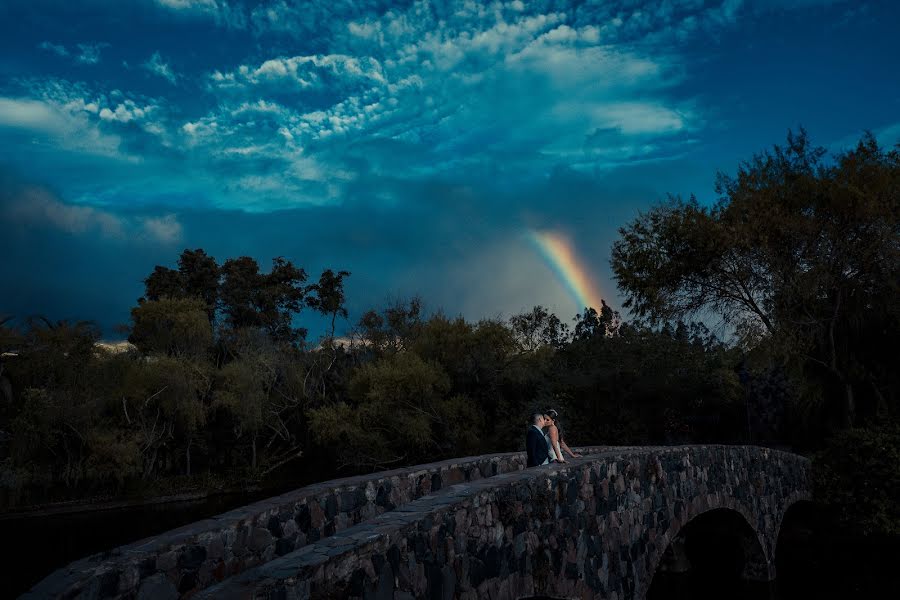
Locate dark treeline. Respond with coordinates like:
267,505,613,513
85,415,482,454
1,130,898,542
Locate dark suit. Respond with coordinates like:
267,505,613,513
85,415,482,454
526,425,550,467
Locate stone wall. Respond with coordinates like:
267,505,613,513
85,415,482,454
198,446,810,600
26,447,609,599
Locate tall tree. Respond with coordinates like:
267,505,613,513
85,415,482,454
306,269,351,339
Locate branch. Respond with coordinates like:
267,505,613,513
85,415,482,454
144,386,168,407
259,445,304,477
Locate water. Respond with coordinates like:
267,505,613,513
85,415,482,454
5,491,268,597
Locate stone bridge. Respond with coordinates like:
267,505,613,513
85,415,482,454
27,445,810,600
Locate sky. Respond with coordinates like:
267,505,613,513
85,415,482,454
1,0,899,340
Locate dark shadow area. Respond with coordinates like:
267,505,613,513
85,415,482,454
776,500,900,600
4,452,337,598
648,508,772,600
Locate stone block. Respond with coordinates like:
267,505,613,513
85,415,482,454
136,573,178,600
249,527,274,552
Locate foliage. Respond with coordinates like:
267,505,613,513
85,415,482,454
509,305,569,351
220,256,309,346
611,130,900,430
554,319,744,445
309,351,476,468
129,297,212,357
306,269,351,337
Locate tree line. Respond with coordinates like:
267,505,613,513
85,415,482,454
0,130,897,536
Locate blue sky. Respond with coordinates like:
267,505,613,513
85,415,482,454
1,0,898,339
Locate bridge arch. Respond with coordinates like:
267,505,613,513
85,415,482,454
646,506,771,599
644,497,773,586
772,493,817,562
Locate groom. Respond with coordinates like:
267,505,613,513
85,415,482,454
526,412,550,467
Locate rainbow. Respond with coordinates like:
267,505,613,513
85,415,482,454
528,229,604,313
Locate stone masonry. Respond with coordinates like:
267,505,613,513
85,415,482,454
25,447,610,599
197,446,810,600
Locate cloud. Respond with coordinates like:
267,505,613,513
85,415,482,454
141,214,183,243
180,0,701,211
75,43,106,65
154,0,247,29
2,1,725,214
144,51,178,84
1,181,182,245
156,0,217,8
38,41,69,57
36,41,107,65
0,76,175,164
0,95,123,157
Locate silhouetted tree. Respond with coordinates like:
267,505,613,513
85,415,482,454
178,249,219,324
220,256,308,346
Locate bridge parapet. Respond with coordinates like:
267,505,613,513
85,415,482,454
26,447,609,599
199,445,810,600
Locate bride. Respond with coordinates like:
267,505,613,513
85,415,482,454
543,411,565,463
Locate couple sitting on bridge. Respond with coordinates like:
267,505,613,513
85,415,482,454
526,408,582,467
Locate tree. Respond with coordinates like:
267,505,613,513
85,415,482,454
219,256,308,346
308,351,478,469
215,356,273,471
573,300,620,341
355,297,423,353
129,298,212,357
143,265,184,302
121,356,211,478
509,305,570,351
306,269,351,339
178,249,219,324
611,130,900,429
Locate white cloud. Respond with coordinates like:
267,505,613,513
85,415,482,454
144,51,178,84
588,102,687,135
0,96,123,156
0,78,169,161
0,97,69,132
213,54,385,90
98,100,154,123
